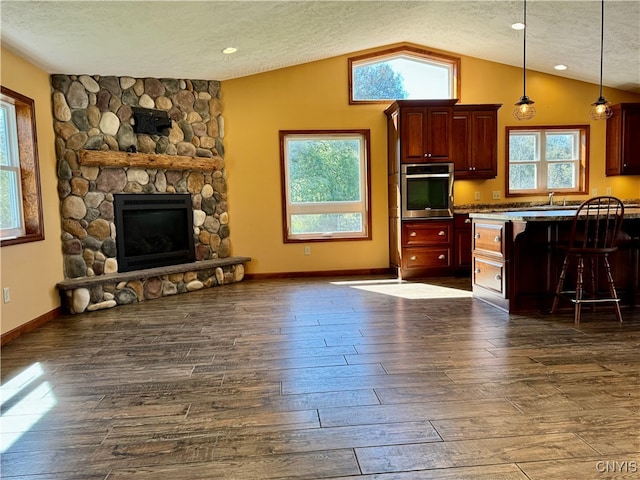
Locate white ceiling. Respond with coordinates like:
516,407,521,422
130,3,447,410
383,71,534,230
1,0,639,93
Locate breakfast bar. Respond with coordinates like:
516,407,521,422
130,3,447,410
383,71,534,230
469,206,640,314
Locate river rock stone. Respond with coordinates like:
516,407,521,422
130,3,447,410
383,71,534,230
87,218,111,240
65,255,87,278
79,75,100,93
51,75,71,94
144,78,165,98
104,258,118,274
55,121,79,140
99,111,120,136
100,76,121,96
176,142,196,157
87,300,117,311
62,195,87,219
101,237,116,257
63,219,87,239
96,168,127,192
137,135,156,154
53,91,72,121
127,169,150,185
139,93,155,109
120,77,136,90
168,122,184,144
115,288,138,305
62,238,82,255
193,209,206,227
144,277,163,299
174,90,195,113
72,288,91,313
70,177,89,196
67,81,89,109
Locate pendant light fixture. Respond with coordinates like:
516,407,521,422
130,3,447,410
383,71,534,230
514,0,536,120
590,0,613,120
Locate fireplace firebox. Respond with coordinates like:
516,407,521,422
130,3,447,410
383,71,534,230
114,193,196,272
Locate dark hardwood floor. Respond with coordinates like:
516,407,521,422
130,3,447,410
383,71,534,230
2,275,639,479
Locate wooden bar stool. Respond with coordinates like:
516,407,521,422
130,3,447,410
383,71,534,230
551,196,625,324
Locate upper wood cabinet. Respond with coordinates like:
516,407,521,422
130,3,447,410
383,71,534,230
385,100,458,164
451,105,501,179
606,103,640,176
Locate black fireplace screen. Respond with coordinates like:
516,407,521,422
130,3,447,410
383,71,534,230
114,193,195,272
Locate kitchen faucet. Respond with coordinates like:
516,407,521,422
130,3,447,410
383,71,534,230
549,192,554,205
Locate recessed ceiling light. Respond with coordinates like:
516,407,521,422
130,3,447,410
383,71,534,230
222,47,238,55
554,64,568,71
511,22,526,30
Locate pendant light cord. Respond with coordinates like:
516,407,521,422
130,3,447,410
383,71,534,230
598,0,605,98
522,0,527,96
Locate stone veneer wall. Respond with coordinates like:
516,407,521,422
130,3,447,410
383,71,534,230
51,74,245,313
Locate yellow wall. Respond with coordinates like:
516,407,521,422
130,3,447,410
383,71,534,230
1,48,63,336
223,44,640,275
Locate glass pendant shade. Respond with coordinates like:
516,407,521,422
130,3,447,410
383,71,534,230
514,95,536,120
590,96,613,120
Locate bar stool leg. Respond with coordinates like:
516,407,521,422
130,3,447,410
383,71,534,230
589,257,597,312
551,254,570,314
603,255,623,322
575,256,584,324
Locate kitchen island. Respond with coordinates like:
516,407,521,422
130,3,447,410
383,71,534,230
469,207,640,314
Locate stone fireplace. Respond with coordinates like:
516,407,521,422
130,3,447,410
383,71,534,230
52,74,249,313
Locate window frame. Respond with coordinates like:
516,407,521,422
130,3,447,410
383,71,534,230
348,45,461,105
1,86,44,246
279,129,372,243
506,125,589,197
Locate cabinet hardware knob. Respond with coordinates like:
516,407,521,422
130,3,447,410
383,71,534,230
438,231,446,236
410,255,417,261
424,153,432,158
474,268,481,273
494,236,501,242
438,254,446,260
474,233,481,239
495,274,502,281
464,218,471,223
410,231,417,237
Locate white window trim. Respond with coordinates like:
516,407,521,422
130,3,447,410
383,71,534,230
280,130,371,242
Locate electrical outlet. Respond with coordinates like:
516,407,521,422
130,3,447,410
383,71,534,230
474,191,481,201
304,246,311,255
592,188,598,196
3,287,9,303
492,191,501,200
606,187,612,195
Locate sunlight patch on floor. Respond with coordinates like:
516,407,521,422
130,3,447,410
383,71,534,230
332,278,473,300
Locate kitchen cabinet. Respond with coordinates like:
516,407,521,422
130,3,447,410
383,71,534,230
385,99,458,164
454,213,472,273
451,105,501,179
472,219,509,309
397,220,453,278
606,103,640,176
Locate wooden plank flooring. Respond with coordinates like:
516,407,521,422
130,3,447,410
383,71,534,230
1,275,639,479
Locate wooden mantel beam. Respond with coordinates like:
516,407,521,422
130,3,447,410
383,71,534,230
79,149,224,171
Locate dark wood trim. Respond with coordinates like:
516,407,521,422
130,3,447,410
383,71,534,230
244,268,393,280
1,307,62,346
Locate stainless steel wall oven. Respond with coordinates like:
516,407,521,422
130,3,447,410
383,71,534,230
401,163,454,219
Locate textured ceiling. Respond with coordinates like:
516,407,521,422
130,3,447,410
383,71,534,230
1,0,639,93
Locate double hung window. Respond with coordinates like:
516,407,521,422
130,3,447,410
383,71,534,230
507,126,588,196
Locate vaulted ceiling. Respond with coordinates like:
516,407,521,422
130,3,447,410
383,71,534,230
2,1,639,93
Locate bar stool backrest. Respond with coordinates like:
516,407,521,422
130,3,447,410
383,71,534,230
569,196,625,252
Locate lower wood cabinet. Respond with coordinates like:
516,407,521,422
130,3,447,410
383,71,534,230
397,220,453,278
471,219,510,310
454,214,472,273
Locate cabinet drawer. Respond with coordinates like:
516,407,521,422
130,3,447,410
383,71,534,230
402,221,452,246
403,247,451,269
473,256,505,295
473,221,505,257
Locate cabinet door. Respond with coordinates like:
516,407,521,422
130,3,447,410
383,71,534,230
469,110,497,177
621,107,640,174
454,214,472,270
426,108,452,161
606,103,640,175
400,107,452,163
451,112,471,173
401,108,428,163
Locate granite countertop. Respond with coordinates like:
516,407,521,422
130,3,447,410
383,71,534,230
467,206,640,221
